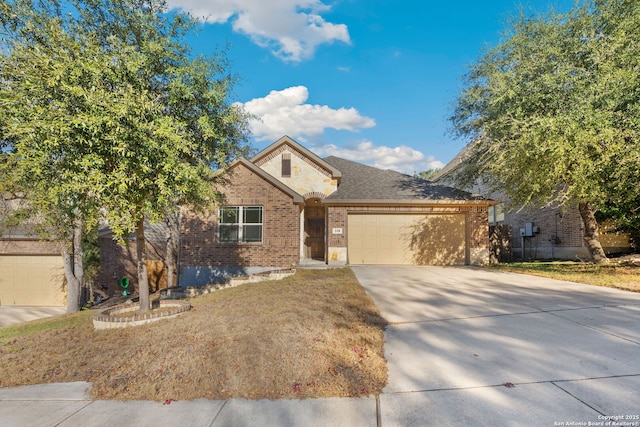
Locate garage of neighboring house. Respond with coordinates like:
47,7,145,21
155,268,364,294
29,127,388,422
0,255,65,306
347,212,467,265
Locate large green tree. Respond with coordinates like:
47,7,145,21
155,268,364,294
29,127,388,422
450,0,640,263
0,0,250,311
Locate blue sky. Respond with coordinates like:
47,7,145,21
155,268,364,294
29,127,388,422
167,0,576,174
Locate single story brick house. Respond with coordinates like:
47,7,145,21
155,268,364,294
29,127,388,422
178,136,496,285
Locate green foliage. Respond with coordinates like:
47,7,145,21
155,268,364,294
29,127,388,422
449,0,640,213
0,0,250,241
414,169,441,181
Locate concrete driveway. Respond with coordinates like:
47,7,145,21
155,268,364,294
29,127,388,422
0,306,66,327
351,265,640,427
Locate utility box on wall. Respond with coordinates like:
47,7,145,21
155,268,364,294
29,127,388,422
519,222,540,237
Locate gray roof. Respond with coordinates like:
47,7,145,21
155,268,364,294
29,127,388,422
322,156,488,204
432,143,473,182
0,225,43,240
98,221,169,241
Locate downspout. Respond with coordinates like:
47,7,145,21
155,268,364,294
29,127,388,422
324,207,328,265
299,205,305,264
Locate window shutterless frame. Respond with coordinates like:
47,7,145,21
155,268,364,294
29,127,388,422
219,206,263,243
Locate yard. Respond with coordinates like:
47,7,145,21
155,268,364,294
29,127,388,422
0,268,388,401
487,258,640,293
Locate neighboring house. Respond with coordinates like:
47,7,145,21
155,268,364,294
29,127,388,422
0,194,66,307
177,136,497,285
433,145,632,261
0,225,66,307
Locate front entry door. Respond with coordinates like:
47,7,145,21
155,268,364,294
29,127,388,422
305,201,325,260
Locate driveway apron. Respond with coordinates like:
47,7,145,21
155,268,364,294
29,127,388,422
351,265,640,427
0,306,66,327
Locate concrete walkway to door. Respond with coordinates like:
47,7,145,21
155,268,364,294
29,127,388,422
351,265,640,426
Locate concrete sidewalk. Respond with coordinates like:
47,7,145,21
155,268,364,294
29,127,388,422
0,382,377,427
1,266,639,426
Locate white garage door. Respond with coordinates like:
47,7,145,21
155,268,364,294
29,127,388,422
348,214,467,265
0,255,66,306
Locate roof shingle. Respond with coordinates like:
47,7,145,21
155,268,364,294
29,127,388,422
322,156,487,204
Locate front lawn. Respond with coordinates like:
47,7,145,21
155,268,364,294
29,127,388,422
0,268,388,401
487,260,640,292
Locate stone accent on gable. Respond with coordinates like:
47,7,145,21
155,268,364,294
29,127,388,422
256,144,338,198
179,162,301,283
254,143,333,177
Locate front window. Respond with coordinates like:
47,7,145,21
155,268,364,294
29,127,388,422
488,203,505,225
219,206,263,243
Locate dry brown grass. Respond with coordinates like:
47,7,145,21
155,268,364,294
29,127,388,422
487,260,640,292
0,268,387,401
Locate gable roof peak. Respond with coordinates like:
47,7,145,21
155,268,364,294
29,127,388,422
230,157,304,204
251,136,342,179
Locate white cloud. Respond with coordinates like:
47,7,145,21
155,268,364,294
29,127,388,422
313,141,445,175
167,0,350,62
237,86,375,141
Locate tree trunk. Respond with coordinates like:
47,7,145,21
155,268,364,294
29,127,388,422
73,222,84,306
61,223,83,313
578,201,609,264
136,216,150,313
165,209,180,288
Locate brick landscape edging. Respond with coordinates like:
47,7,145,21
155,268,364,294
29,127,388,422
92,300,191,330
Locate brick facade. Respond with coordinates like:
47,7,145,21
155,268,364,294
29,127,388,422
179,163,301,272
96,138,497,283
497,202,589,260
96,234,166,296
503,203,630,260
0,239,60,255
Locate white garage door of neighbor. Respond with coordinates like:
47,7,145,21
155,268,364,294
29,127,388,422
348,213,467,265
0,255,66,306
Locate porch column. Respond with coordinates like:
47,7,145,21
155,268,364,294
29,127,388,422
299,206,305,263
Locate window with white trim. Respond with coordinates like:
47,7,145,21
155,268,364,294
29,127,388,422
219,206,263,243
488,203,505,225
